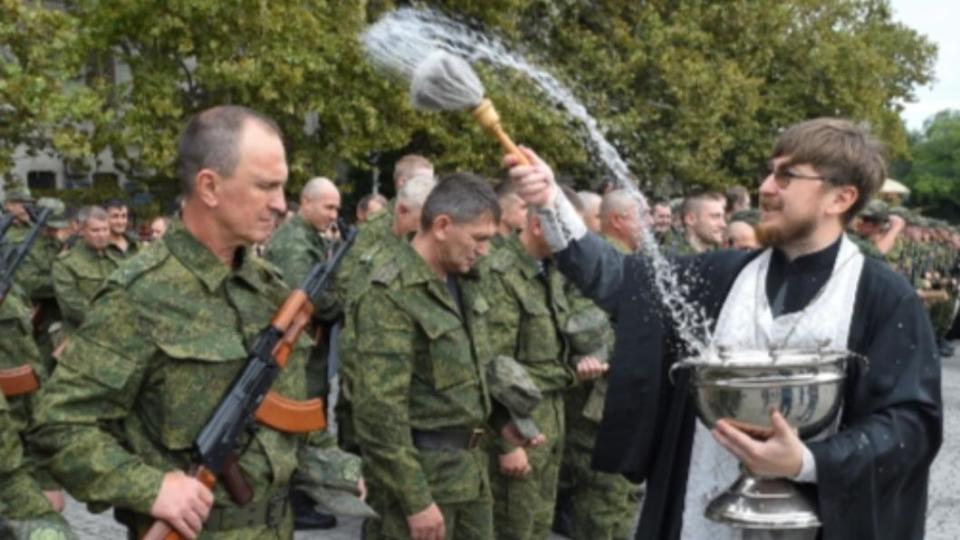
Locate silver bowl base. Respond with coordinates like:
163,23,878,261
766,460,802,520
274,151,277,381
705,475,821,530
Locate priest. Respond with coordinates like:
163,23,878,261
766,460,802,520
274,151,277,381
506,118,942,540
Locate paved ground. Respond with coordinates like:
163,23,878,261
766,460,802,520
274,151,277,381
62,347,960,539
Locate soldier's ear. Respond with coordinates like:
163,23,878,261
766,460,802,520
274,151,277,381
433,214,453,241
194,169,221,208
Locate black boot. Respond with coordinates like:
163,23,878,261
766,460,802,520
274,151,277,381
291,490,337,530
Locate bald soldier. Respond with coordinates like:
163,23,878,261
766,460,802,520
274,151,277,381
32,105,359,539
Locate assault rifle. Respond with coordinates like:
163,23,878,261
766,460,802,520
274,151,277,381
0,206,51,398
0,206,50,306
143,226,356,540
0,214,14,240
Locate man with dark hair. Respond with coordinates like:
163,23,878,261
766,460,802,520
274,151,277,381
104,198,140,259
676,192,726,254
33,105,362,539
725,185,751,216
351,172,541,540
508,117,941,540
650,199,674,243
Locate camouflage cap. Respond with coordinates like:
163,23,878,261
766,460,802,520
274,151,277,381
3,175,33,203
36,197,69,229
859,199,889,222
486,355,542,440
293,445,378,519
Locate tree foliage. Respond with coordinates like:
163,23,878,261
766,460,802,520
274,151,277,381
899,110,960,220
1,0,938,207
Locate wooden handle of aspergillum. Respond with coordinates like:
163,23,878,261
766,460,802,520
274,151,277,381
472,99,530,166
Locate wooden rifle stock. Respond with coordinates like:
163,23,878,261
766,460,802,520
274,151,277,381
0,364,39,397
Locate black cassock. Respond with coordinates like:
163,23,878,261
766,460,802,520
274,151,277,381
554,233,942,540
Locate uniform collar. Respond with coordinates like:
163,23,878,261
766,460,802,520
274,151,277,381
163,220,261,293
505,234,542,279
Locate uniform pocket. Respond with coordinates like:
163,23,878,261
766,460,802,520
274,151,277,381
154,334,247,449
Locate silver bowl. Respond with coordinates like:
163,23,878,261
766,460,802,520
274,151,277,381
674,348,857,530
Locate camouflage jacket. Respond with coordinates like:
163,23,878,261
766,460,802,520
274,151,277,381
51,241,120,332
32,221,314,524
0,392,61,522
16,234,65,302
3,221,30,246
265,214,338,319
0,289,46,434
484,234,574,395
351,241,493,515
334,203,394,300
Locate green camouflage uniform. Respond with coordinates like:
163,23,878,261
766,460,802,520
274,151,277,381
105,233,141,262
559,236,638,540
0,391,73,539
16,234,66,372
3,222,30,246
335,201,395,294
334,223,407,453
51,242,120,334
848,232,886,261
31,221,317,539
352,241,495,540
484,234,575,540
265,214,339,399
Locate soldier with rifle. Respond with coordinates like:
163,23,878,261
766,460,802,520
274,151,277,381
30,105,366,539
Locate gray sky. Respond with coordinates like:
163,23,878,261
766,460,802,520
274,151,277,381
890,0,959,131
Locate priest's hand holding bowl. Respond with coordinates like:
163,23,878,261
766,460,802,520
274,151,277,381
712,408,805,479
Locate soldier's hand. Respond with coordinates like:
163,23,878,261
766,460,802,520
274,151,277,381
407,503,445,540
500,422,546,448
499,447,532,478
43,490,66,513
576,356,609,381
150,470,214,539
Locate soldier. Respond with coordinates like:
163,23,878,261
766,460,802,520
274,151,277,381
495,180,528,236
724,209,760,250
150,216,171,241
577,191,602,234
351,173,539,540
650,199,675,246
14,198,71,370
356,193,388,223
674,191,726,254
51,206,119,334
104,199,141,260
598,189,645,253
484,206,598,539
0,391,73,540
1,177,34,245
264,176,343,530
31,105,359,539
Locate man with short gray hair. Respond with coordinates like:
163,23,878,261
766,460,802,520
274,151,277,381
577,191,602,233
600,189,645,252
51,206,118,333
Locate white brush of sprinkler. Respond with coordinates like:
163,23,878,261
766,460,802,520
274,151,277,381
410,50,529,165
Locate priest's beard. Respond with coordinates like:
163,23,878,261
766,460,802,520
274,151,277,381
755,204,818,248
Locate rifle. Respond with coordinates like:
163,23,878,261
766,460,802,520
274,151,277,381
0,207,51,398
143,226,356,540
1,206,51,307
0,214,14,241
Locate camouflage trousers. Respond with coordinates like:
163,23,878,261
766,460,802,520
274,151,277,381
561,392,637,540
491,392,565,540
363,447,493,540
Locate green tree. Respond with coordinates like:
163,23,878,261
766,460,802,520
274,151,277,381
0,0,104,176
901,110,960,220
2,0,939,209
